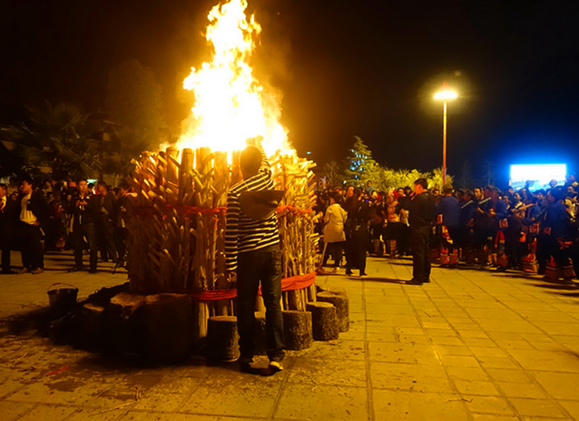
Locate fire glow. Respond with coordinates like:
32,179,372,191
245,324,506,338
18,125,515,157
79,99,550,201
174,0,293,157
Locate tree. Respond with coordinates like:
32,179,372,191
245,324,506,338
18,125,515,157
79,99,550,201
3,101,100,179
458,160,473,189
105,59,168,154
344,136,378,186
319,160,343,188
480,159,496,187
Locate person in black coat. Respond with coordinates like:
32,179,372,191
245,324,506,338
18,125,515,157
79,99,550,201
95,181,118,263
0,183,20,274
405,178,436,285
69,178,99,273
17,177,50,274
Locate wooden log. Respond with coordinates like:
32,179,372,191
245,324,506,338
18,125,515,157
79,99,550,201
108,293,147,354
179,148,194,203
206,315,240,362
316,291,349,332
141,293,195,362
254,311,267,356
80,303,106,350
282,310,313,350
305,301,338,341
166,147,179,200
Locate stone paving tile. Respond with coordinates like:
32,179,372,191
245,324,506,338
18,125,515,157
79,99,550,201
446,366,491,382
559,400,579,419
506,349,579,372
438,354,481,367
297,340,366,361
288,358,367,388
531,372,579,400
13,403,78,421
0,400,37,421
372,390,469,421
508,398,568,418
64,407,129,420
462,395,515,416
370,361,452,393
452,379,501,396
179,377,281,418
432,344,473,356
496,381,550,399
367,342,440,365
471,415,519,421
485,368,533,384
274,384,368,420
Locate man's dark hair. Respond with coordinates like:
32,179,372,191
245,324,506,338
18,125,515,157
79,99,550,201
442,184,453,194
78,178,88,184
119,181,130,190
463,189,473,199
240,145,262,178
414,178,428,190
97,181,108,189
549,186,564,202
330,191,342,203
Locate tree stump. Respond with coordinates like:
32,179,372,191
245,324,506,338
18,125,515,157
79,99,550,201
254,312,267,355
206,316,240,362
80,303,107,350
141,294,195,362
305,302,338,341
108,292,147,354
282,310,313,350
327,287,347,297
316,291,349,332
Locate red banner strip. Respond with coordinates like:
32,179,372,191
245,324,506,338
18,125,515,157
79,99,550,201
159,271,316,302
132,203,311,219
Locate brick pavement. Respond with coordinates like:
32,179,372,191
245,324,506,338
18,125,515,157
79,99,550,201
1,250,579,420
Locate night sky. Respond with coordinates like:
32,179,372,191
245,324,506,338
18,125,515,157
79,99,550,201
1,0,578,185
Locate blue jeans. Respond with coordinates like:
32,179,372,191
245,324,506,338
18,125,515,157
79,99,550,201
237,244,285,362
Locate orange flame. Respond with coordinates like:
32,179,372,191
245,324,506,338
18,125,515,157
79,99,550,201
174,0,293,157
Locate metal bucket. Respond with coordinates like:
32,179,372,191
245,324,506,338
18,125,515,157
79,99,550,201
47,283,78,314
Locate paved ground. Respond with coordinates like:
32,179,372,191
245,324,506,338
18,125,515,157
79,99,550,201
1,251,579,420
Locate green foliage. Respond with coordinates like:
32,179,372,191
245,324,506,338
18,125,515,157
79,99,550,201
3,101,100,179
319,160,344,187
317,137,453,192
344,136,378,186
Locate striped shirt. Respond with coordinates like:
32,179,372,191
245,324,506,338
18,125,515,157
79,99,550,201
225,145,280,271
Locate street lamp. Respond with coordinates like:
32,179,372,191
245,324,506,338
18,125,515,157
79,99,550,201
434,84,458,185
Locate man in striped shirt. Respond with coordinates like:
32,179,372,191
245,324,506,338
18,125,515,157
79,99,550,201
225,137,285,373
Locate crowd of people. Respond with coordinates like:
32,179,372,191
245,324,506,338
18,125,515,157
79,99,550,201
314,174,579,282
3,171,579,285
0,176,132,275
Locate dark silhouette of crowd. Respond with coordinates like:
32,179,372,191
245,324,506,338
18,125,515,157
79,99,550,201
314,173,579,283
0,176,132,275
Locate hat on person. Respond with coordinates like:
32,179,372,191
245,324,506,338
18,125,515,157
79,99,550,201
239,190,284,221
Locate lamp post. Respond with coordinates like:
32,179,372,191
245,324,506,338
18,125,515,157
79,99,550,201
434,84,458,185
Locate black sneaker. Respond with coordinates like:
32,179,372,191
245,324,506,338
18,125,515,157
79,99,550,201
405,278,423,285
345,269,353,276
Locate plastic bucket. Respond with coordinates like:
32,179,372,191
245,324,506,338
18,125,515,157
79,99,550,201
47,283,78,313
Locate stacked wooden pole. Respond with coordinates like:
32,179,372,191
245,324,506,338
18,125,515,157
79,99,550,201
126,146,319,339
